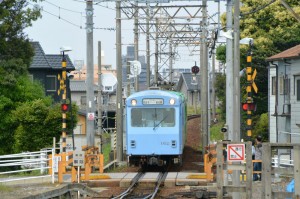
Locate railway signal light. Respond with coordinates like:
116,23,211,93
242,103,256,112
61,103,69,112
191,65,200,74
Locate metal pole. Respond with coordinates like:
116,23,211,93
134,0,139,92
116,0,123,162
155,18,158,87
201,0,208,152
146,4,150,88
86,0,95,147
97,41,103,153
211,51,216,121
226,0,233,141
232,0,241,198
67,76,75,150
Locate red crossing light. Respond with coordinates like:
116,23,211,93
61,104,69,112
242,103,256,111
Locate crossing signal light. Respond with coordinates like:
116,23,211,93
221,127,227,133
61,103,69,112
242,103,256,111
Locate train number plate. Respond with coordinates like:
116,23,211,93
143,98,163,105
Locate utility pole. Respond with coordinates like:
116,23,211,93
211,51,216,121
86,0,95,147
169,24,173,84
201,0,208,153
116,0,123,162
226,0,233,141
134,0,139,91
97,41,103,153
154,18,159,87
232,0,241,198
146,4,150,88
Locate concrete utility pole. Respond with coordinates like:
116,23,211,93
116,0,123,162
201,0,208,153
211,51,216,121
146,4,150,88
134,0,139,91
232,0,241,198
97,41,103,153
86,0,95,147
226,0,233,141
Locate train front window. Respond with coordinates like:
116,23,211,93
131,108,175,127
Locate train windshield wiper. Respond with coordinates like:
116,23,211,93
153,115,168,130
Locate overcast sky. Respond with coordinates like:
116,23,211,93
25,0,226,70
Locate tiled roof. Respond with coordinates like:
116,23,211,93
181,72,201,91
70,80,98,92
30,42,50,69
46,55,74,71
266,44,300,61
30,42,75,71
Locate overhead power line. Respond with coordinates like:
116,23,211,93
240,0,276,17
28,2,115,31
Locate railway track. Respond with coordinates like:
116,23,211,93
111,172,168,199
187,114,201,120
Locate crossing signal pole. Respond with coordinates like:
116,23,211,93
244,41,258,138
58,49,69,153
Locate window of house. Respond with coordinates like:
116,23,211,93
46,75,56,92
271,76,276,95
297,80,300,101
81,96,86,105
284,77,290,95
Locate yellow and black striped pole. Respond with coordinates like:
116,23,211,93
246,52,253,137
61,53,67,153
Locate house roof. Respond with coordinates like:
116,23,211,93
30,42,75,71
266,44,300,61
70,80,98,92
176,72,201,91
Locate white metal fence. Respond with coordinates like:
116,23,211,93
0,149,54,184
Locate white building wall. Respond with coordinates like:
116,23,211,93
269,66,277,142
289,59,300,143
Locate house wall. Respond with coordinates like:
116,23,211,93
269,66,277,142
277,61,291,144
273,59,300,144
289,59,300,143
74,115,86,135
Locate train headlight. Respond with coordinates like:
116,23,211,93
131,99,137,106
169,98,175,105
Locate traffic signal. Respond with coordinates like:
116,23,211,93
61,103,69,112
242,103,256,111
191,65,200,74
221,127,227,133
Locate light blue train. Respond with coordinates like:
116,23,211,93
126,89,187,168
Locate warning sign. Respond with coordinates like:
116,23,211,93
227,144,245,162
87,112,95,121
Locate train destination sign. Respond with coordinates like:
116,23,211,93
143,98,164,105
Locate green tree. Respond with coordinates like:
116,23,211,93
216,0,300,139
0,0,42,66
12,100,78,152
253,113,268,141
0,0,76,154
